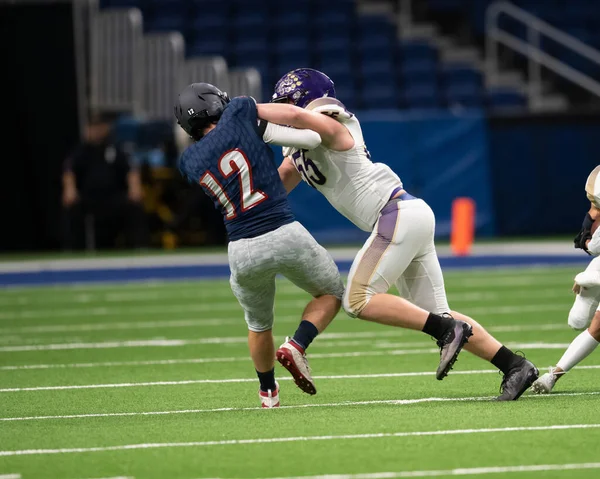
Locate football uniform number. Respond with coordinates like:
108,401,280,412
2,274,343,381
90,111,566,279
199,149,267,220
292,150,326,188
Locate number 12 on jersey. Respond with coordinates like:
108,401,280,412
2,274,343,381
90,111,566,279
200,149,267,220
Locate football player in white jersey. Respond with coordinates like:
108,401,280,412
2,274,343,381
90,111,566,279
255,68,539,401
532,165,600,393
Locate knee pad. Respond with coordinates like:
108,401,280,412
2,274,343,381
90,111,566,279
342,288,371,318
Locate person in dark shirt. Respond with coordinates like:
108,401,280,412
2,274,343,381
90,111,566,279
61,112,148,249
175,83,344,407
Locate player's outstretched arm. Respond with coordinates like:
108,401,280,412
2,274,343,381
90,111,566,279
278,156,302,193
257,103,354,151
262,122,322,150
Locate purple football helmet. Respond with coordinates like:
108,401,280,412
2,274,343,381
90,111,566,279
271,68,336,108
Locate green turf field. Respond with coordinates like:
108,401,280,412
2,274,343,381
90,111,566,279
0,265,599,479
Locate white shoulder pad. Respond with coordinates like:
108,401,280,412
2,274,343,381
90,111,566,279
585,165,600,208
305,98,353,123
282,146,298,158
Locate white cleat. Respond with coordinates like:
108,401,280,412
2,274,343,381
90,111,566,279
259,381,280,408
531,368,560,394
276,337,316,395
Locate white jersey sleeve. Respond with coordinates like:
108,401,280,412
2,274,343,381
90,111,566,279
285,98,403,232
585,165,600,208
262,122,322,150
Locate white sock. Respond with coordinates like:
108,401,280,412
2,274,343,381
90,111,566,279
556,329,600,372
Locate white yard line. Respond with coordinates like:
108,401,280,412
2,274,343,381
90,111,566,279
78,477,133,479
0,332,433,352
0,301,309,320
1,424,599,456
259,462,600,479
0,287,568,309
2,390,599,422
0,317,569,336
3,349,599,373
0,300,570,321
0,360,592,393
0,335,574,353
0,327,574,353
0,475,21,479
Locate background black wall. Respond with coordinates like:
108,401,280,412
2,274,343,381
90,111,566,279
1,2,80,251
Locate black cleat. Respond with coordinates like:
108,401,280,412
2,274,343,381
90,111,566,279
436,319,473,380
494,359,539,401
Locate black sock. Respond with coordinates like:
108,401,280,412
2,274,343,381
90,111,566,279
491,346,525,374
422,313,455,340
256,368,276,392
292,320,319,350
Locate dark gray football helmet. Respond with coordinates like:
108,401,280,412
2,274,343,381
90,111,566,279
174,82,230,140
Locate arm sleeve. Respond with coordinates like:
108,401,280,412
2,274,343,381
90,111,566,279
262,122,322,150
588,228,600,256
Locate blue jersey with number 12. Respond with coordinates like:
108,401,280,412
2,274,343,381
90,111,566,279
178,97,295,241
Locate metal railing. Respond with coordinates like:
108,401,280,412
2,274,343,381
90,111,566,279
142,32,185,120
184,56,229,94
486,1,600,106
90,8,144,115
228,68,262,101
90,8,144,114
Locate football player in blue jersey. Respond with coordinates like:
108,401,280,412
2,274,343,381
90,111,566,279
174,83,344,407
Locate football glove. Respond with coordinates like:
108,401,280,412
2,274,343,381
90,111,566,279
574,213,594,254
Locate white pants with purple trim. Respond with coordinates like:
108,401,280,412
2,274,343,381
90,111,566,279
343,198,450,317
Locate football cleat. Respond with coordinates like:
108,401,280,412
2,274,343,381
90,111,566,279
276,338,316,395
531,367,561,394
259,381,280,408
495,359,539,401
436,319,473,380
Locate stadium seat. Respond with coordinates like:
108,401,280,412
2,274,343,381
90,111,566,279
399,57,437,78
188,39,228,57
315,34,352,52
232,14,267,30
145,15,185,33
399,41,438,62
487,88,527,109
152,0,187,15
426,0,464,12
189,15,228,39
334,85,357,110
445,84,484,108
356,14,396,39
274,37,310,55
318,44,352,64
321,62,353,80
361,86,399,110
441,64,483,89
102,0,142,8
403,83,442,109
360,59,395,79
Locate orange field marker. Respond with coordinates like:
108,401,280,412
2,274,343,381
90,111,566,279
451,197,475,256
